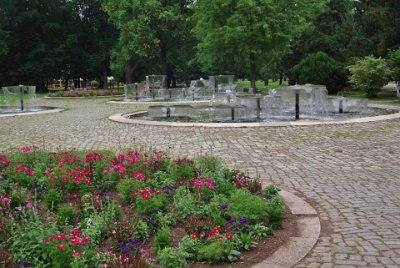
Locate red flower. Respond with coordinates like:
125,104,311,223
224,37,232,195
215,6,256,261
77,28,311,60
72,250,83,257
21,146,30,153
191,233,198,239
226,233,233,240
56,244,66,250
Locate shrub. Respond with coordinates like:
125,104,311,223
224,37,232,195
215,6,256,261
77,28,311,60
157,247,190,268
266,196,285,229
196,238,240,263
173,186,197,219
348,56,391,97
387,48,400,82
227,189,267,222
196,156,222,177
57,206,76,225
117,179,143,203
154,227,172,252
292,51,347,94
91,80,99,88
264,185,280,198
44,189,62,211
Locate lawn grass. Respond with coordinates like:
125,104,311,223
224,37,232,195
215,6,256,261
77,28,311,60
235,79,288,93
340,85,400,106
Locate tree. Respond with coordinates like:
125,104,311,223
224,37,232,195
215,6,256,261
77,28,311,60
292,52,347,94
103,0,194,84
348,56,391,98
353,0,400,57
191,0,323,90
387,48,400,83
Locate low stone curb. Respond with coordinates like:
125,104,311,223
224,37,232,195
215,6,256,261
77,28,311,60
109,104,400,128
252,189,320,268
44,95,124,99
0,107,63,118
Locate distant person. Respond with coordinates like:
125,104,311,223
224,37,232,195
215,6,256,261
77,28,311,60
397,82,400,97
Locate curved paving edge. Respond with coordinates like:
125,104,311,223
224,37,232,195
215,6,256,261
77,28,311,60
252,189,320,268
108,104,400,128
0,107,64,118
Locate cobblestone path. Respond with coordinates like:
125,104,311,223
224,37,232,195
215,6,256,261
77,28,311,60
1,98,400,267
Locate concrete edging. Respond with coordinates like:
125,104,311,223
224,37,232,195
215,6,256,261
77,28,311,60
252,189,320,268
44,95,124,99
0,107,64,118
108,104,400,128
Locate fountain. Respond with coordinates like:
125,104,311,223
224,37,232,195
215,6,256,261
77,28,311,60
122,75,242,102
0,85,61,116
122,83,391,123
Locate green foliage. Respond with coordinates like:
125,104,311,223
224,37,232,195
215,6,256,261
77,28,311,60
192,0,291,89
117,179,143,203
292,51,347,94
348,56,391,97
250,223,273,239
197,239,240,263
227,189,267,222
266,196,285,229
9,219,57,267
236,233,257,251
173,186,197,219
178,235,201,258
387,48,400,82
134,193,168,214
148,171,175,190
264,185,281,199
10,188,26,208
196,156,222,177
154,228,172,252
157,247,190,268
167,161,196,182
91,80,99,88
57,206,76,225
44,189,62,211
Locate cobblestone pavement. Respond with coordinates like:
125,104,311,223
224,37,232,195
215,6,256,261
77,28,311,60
1,98,400,267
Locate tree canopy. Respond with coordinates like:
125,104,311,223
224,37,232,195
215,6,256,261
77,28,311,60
0,0,399,90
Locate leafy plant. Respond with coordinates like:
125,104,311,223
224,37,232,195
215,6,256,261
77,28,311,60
232,172,262,193
227,189,267,222
117,179,143,203
348,55,391,97
173,186,197,219
292,51,347,94
57,205,76,225
196,238,240,263
44,189,62,211
154,227,172,252
266,196,285,229
236,232,257,250
196,155,222,177
157,247,190,268
387,48,400,82
264,185,281,199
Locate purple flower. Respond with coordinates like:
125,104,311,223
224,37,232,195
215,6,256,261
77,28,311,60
117,242,125,248
227,217,236,224
239,217,249,224
219,204,228,210
127,238,141,245
31,184,40,190
19,261,32,267
121,246,133,254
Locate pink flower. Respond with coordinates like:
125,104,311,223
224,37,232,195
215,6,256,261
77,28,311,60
72,251,83,257
134,172,144,181
21,146,30,153
56,244,66,250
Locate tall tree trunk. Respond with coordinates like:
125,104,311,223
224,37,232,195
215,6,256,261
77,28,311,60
279,72,283,85
250,53,257,91
160,41,168,88
125,62,138,83
103,62,108,89
64,77,68,91
264,74,269,86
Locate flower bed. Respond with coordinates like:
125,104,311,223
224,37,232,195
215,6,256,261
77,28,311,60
0,147,285,267
48,89,122,97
